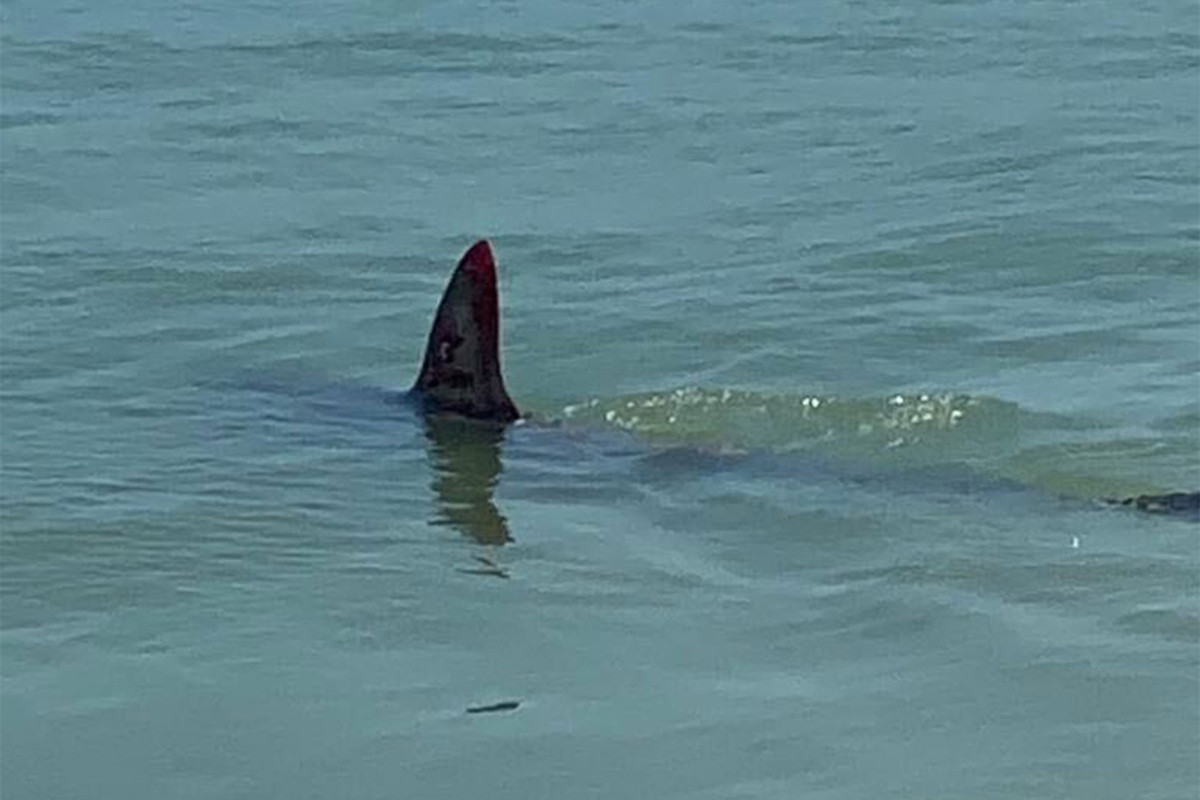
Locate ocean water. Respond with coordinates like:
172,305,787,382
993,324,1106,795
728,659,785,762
2,0,1198,797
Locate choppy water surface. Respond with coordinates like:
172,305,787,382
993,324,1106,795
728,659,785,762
3,1,1198,797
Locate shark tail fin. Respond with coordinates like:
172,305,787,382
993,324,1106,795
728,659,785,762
411,240,519,423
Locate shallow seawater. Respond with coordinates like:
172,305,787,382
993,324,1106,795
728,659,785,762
2,0,1198,798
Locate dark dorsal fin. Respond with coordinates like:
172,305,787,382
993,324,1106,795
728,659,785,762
411,240,519,422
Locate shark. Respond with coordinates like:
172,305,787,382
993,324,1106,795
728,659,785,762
407,240,1199,522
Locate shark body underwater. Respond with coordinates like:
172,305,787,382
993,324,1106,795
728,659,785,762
404,240,1198,522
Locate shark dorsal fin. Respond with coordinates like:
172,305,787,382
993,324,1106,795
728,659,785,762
411,240,519,422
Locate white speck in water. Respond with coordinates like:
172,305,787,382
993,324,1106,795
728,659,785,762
1071,536,1080,549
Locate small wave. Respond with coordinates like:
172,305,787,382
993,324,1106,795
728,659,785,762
555,387,1197,502
559,387,1023,460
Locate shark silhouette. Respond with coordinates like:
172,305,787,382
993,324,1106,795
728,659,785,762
410,240,1198,520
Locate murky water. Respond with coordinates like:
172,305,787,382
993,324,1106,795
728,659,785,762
3,1,1198,797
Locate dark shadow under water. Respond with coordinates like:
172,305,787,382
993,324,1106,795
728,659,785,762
218,375,1199,537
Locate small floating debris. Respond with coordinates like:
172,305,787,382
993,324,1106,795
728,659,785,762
466,700,521,715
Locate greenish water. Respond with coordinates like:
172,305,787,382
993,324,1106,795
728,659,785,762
3,1,1198,798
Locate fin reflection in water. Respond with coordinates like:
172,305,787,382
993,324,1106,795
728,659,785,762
423,415,511,545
